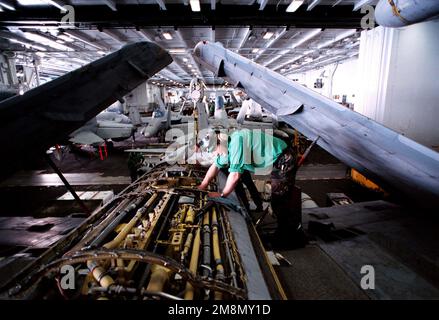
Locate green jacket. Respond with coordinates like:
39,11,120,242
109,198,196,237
215,129,287,175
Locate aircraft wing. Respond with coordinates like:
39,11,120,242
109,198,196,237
69,130,104,146
0,41,172,177
194,41,439,207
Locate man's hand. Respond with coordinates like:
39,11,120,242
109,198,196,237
197,183,208,191
208,192,222,198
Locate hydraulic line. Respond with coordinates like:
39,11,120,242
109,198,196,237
146,265,171,293
12,249,246,299
103,193,157,249
211,207,225,300
136,194,178,291
185,205,195,224
87,195,147,248
86,260,115,289
218,207,238,288
201,210,212,279
181,231,194,263
184,225,201,300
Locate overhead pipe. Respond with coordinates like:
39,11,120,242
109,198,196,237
375,0,439,28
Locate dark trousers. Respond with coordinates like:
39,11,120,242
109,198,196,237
271,147,303,240
241,170,263,211
221,169,263,213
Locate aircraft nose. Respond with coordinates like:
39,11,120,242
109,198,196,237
193,41,207,58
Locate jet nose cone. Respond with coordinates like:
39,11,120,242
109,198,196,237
193,41,207,58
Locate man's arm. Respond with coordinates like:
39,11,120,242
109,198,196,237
198,163,220,190
221,172,241,197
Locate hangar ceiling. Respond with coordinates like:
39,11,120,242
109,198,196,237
0,0,374,86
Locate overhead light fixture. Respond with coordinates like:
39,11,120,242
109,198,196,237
17,0,65,11
189,0,201,12
286,0,304,13
169,48,186,54
47,0,67,12
252,48,260,53
162,32,173,40
291,28,321,49
317,29,357,49
22,32,72,51
263,32,274,40
187,64,192,68
182,58,188,62
0,1,15,10
57,34,74,43
9,38,47,51
64,31,104,50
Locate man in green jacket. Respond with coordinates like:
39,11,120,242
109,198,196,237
198,128,287,196
198,128,299,244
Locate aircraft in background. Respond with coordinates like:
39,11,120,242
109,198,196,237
69,111,135,147
140,94,179,138
0,42,172,177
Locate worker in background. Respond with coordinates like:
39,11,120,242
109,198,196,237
214,96,228,120
236,97,263,124
198,128,299,245
127,151,144,182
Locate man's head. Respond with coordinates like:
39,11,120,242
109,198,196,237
215,96,225,110
197,129,229,154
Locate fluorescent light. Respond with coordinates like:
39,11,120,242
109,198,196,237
189,0,200,12
162,32,173,40
317,29,357,49
47,0,67,12
252,48,260,53
286,0,304,12
169,48,186,54
291,28,321,49
64,31,104,50
187,64,192,68
9,38,47,51
57,34,74,42
0,1,15,10
182,58,188,62
17,0,45,5
263,32,274,40
23,32,72,51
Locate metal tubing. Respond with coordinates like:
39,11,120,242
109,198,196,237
184,225,201,300
201,211,212,279
211,208,225,300
45,154,90,214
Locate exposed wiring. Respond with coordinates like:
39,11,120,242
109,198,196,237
11,249,247,300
